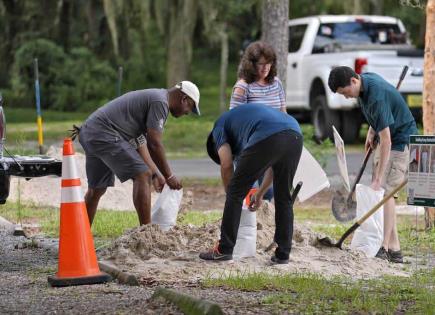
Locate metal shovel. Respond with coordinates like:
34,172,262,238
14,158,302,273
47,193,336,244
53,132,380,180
264,181,303,252
331,147,373,222
319,179,407,249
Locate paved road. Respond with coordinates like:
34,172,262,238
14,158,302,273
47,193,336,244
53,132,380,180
169,152,373,179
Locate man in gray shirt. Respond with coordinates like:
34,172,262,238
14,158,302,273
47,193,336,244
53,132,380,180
77,81,200,226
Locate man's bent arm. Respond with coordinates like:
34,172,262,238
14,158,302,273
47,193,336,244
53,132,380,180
137,143,159,176
146,128,173,179
372,127,391,190
218,144,233,192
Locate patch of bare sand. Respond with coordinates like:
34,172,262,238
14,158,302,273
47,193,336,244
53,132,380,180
102,202,408,284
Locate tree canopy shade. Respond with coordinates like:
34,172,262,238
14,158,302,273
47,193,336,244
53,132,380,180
0,0,428,112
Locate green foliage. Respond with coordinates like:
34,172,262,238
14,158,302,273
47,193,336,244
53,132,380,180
50,47,117,111
11,39,66,108
301,125,334,167
11,41,117,112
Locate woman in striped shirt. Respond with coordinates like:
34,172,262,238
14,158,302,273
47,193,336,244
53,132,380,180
230,41,287,202
230,41,286,112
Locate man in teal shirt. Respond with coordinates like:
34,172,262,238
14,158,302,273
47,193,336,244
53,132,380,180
328,66,417,263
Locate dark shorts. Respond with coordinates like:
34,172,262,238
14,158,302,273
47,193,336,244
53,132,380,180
78,124,149,188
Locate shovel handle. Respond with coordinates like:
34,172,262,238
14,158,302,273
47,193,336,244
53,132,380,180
396,65,408,90
348,147,373,197
291,181,303,206
334,179,408,248
356,179,407,225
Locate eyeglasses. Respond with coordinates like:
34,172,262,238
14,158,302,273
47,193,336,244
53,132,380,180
256,62,272,68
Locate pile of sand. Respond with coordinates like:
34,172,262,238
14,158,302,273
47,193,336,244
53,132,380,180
102,202,408,283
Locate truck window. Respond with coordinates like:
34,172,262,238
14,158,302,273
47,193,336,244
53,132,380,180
312,22,406,53
289,24,307,53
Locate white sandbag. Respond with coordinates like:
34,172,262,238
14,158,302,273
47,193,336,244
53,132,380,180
233,203,257,260
293,146,330,202
151,185,183,231
350,184,384,257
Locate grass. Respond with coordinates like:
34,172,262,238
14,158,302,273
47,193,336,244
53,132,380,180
203,269,434,314
293,207,435,254
0,201,222,240
177,210,222,226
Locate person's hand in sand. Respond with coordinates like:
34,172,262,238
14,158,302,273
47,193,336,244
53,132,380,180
248,192,264,211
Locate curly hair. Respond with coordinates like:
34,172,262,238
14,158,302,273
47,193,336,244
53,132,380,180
237,41,277,84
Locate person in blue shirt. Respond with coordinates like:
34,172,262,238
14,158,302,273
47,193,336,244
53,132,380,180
199,104,303,264
328,66,417,263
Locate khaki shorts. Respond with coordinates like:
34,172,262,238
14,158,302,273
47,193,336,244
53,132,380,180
373,146,409,196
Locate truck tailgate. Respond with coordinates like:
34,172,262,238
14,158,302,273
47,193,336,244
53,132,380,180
362,51,423,93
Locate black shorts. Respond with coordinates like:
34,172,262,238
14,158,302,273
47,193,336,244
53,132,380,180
78,124,149,188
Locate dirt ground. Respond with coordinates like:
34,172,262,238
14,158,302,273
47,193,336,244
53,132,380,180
0,222,277,314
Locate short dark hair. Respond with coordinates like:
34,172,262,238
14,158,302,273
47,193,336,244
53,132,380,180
328,66,359,93
206,132,220,165
237,41,277,84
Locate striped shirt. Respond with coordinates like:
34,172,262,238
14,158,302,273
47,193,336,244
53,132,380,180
229,77,285,110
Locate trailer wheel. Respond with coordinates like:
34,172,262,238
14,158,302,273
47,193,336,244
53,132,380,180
341,110,362,144
312,95,341,141
0,174,10,204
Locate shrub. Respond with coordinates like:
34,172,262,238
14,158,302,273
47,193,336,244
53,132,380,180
50,47,117,111
11,39,66,108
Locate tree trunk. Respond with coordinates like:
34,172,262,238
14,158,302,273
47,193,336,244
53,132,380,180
369,0,383,15
422,0,435,230
103,0,119,57
261,0,289,89
219,24,229,113
352,0,364,14
57,0,71,52
166,0,198,87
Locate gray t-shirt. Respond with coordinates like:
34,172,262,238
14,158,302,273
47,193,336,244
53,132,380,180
85,89,169,144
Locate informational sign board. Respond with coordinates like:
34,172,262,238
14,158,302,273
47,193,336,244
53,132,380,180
407,135,435,207
332,125,351,192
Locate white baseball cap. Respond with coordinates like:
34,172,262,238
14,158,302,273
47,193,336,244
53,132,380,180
175,81,200,115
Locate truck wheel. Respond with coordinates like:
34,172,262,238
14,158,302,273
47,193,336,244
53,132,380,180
341,110,362,144
0,174,10,204
312,95,341,141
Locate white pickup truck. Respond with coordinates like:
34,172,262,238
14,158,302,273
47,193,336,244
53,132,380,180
286,15,424,143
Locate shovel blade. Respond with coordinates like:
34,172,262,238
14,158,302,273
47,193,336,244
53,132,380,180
317,236,342,249
331,191,356,222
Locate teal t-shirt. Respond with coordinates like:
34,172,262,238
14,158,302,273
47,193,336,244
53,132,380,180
358,73,418,151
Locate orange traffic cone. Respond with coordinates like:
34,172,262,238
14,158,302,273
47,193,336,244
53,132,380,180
48,138,111,287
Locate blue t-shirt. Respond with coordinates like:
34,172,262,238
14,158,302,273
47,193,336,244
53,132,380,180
211,104,301,156
359,73,417,151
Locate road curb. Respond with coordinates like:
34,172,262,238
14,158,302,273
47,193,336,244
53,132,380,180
98,260,139,286
152,287,223,315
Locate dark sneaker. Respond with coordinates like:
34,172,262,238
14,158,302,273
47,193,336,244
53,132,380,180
375,247,389,261
271,256,289,265
199,243,233,261
388,249,404,264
